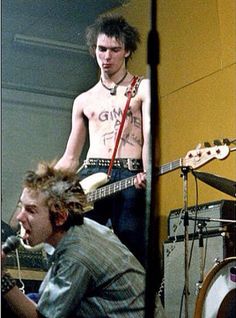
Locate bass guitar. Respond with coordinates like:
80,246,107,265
81,144,231,211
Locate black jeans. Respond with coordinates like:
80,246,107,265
79,166,146,267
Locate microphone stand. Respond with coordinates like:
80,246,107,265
181,166,190,318
145,0,160,317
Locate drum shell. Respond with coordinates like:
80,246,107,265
194,257,236,318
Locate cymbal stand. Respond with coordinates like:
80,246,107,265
181,167,190,318
195,221,207,295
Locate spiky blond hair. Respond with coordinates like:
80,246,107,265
23,161,87,228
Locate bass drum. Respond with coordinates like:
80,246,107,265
194,257,236,318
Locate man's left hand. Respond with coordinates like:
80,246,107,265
134,172,146,189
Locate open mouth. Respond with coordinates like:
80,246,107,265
19,223,30,241
24,230,31,242
18,222,43,251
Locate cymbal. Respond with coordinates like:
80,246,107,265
193,171,236,198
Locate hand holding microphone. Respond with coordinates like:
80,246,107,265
1,236,20,285
1,236,19,294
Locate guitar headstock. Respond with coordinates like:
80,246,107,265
183,144,230,169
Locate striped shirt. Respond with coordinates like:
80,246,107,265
37,218,149,317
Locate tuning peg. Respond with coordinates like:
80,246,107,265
222,138,230,145
195,143,201,149
213,139,222,146
204,142,211,147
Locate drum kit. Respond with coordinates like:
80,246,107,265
191,171,236,318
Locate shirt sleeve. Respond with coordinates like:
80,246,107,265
37,258,92,318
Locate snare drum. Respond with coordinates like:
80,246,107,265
194,257,236,318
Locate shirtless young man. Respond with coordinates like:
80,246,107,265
55,14,150,266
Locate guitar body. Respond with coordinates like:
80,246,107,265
79,172,110,212
79,172,109,194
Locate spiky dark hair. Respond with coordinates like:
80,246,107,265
86,14,140,60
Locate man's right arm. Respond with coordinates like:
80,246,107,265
55,95,87,172
3,286,42,318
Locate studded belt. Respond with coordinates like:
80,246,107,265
83,158,143,171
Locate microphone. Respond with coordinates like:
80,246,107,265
2,236,20,255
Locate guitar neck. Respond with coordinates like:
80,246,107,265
86,158,183,203
85,144,232,204
86,175,136,203
157,158,182,175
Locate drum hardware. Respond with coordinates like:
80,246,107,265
174,167,234,317
164,235,227,318
195,221,206,296
166,198,235,317
195,282,202,296
230,266,236,282
214,257,222,265
187,215,236,303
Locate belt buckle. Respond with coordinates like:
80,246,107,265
84,159,89,168
127,159,136,171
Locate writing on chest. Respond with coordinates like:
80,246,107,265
97,106,141,127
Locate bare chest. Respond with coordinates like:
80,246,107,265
83,91,142,130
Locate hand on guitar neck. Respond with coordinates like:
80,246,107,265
134,172,146,189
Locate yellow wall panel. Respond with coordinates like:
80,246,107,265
160,65,236,152
158,0,221,96
217,0,236,66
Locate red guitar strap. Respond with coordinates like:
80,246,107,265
107,76,140,177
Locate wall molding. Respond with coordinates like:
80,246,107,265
14,33,89,55
2,81,78,99
2,87,73,113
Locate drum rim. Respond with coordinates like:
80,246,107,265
194,256,236,318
